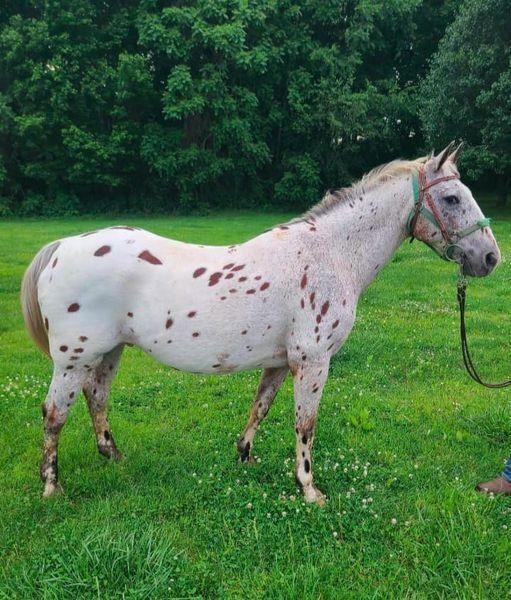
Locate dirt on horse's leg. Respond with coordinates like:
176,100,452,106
83,345,124,461
41,366,87,497
292,359,329,505
237,367,288,463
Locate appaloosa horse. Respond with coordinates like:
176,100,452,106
21,143,500,503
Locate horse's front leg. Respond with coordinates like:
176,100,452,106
291,358,330,505
237,367,288,462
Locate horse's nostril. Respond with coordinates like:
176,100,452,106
485,252,498,268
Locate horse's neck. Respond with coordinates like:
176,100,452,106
320,176,412,293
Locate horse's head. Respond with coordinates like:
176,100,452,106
409,142,501,277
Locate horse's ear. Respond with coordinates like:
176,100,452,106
433,141,456,171
449,141,464,165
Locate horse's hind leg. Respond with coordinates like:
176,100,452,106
237,367,288,463
82,345,124,461
41,366,88,497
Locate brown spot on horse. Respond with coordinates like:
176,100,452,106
209,272,223,286
59,345,68,352
68,303,80,312
321,301,330,316
193,267,206,278
94,245,111,257
260,282,270,291
187,311,197,318
138,250,162,265
166,318,173,329
300,274,307,289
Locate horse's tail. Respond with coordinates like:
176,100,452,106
21,241,60,358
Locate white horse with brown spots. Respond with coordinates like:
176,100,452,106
21,144,500,503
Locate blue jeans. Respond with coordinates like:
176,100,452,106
503,456,511,482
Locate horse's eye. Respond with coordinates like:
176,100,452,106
443,195,459,206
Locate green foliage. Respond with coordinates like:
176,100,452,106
0,0,469,214
420,0,511,201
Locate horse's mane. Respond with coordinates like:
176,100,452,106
287,156,428,225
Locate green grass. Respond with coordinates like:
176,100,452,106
1,209,511,599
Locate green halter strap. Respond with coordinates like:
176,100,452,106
409,171,491,261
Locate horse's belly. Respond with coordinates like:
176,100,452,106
143,337,288,374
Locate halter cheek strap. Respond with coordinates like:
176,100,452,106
408,168,491,261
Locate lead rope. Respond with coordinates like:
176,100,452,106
457,269,511,388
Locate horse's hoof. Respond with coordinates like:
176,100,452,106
237,454,256,465
99,445,123,461
42,481,63,498
111,448,123,462
303,486,326,506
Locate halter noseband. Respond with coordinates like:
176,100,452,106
408,167,491,261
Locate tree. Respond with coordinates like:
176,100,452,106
0,0,463,215
420,0,511,205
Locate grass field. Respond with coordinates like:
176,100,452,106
1,207,511,599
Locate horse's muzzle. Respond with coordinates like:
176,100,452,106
462,251,500,277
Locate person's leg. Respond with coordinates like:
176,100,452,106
476,455,511,495
502,456,511,483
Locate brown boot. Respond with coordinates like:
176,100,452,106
475,476,511,495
